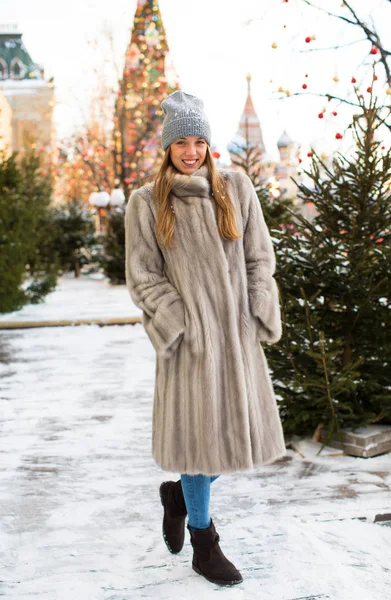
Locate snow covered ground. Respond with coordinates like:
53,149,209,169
0,274,142,324
0,277,390,599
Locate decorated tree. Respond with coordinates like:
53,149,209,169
112,0,179,197
267,88,391,439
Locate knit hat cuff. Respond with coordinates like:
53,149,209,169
162,120,211,150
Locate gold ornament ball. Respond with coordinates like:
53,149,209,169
271,42,278,49
135,151,142,157
278,86,284,93
130,162,137,169
333,76,339,82
386,87,391,95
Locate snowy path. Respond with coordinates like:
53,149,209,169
0,279,391,599
0,275,142,324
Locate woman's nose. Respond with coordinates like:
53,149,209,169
184,145,197,155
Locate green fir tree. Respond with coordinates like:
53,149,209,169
0,151,58,313
52,199,99,277
268,93,391,440
100,206,126,284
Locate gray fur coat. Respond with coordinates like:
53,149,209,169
125,165,286,475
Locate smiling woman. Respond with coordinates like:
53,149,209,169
125,89,285,587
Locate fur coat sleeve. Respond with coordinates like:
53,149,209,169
239,172,282,344
125,189,185,358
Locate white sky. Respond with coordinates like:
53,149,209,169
2,0,390,162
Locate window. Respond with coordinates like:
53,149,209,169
0,58,8,80
10,57,25,80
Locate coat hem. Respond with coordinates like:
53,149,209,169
153,448,287,476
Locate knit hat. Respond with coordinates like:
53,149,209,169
161,91,211,150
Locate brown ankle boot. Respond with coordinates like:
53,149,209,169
159,480,187,554
188,519,243,586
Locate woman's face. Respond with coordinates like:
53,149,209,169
169,136,208,175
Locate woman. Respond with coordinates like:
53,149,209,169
125,91,286,586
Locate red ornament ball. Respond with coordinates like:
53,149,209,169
335,133,343,140
374,75,378,81
305,36,311,43
332,111,338,116
367,87,372,92
212,151,221,159
318,113,324,119
370,47,378,55
307,151,313,157
302,84,307,89
351,77,357,83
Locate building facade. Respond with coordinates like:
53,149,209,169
0,23,55,153
228,75,300,200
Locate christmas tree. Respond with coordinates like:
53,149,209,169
113,0,179,196
268,88,391,439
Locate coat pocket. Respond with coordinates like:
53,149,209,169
141,298,185,357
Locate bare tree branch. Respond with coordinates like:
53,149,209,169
301,0,391,86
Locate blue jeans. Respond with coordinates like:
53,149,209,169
180,474,220,530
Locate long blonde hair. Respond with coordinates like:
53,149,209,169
153,146,241,248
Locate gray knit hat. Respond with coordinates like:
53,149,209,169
161,91,211,150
